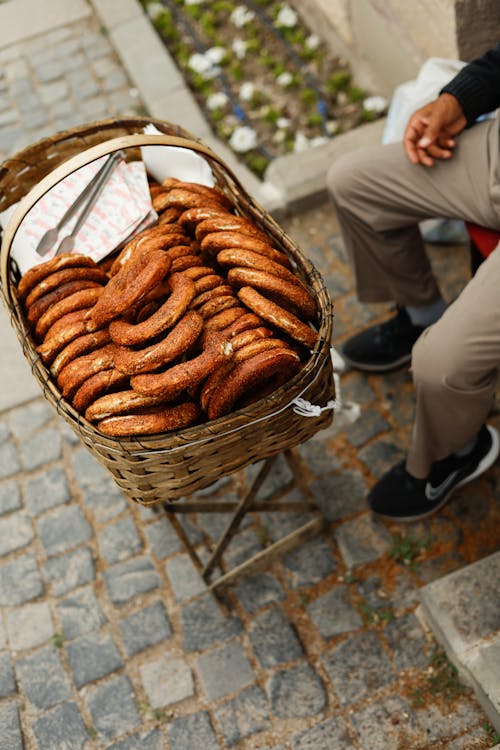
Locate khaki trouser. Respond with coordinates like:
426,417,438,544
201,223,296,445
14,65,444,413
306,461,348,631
327,114,500,477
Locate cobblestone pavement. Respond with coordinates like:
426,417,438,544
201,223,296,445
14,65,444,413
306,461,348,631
0,8,499,750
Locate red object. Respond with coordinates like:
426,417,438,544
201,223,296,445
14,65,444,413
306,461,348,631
465,221,500,258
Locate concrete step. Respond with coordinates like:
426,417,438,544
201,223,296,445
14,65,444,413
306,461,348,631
419,551,500,732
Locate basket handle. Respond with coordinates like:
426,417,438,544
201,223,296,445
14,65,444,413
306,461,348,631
0,132,253,303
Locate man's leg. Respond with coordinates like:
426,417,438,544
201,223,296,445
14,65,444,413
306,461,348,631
368,247,500,520
326,117,500,370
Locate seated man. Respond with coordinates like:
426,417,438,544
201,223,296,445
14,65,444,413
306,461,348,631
327,44,500,522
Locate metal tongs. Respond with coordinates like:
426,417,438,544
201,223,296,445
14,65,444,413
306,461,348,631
35,151,123,257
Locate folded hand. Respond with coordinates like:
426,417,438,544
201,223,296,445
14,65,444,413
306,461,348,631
403,93,467,166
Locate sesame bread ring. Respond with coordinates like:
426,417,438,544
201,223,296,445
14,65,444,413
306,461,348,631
162,188,228,212
171,255,203,272
237,287,318,349
195,216,270,244
193,274,225,295
158,206,183,225
113,310,203,375
35,287,103,340
190,284,234,309
233,338,290,363
37,308,101,364
24,267,108,309
183,266,219,281
25,280,103,327
109,224,182,276
96,401,200,437
108,273,196,346
50,329,112,378
163,180,233,210
200,232,291,268
165,245,194,261
72,369,129,413
231,326,274,350
178,206,232,231
199,360,234,412
131,331,233,399
89,248,172,329
207,348,301,419
85,389,176,422
57,344,117,399
221,313,264,337
17,254,98,301
203,307,246,331
228,268,317,321
198,295,240,320
217,248,306,291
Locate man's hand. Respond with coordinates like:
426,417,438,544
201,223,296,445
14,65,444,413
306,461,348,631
403,93,467,166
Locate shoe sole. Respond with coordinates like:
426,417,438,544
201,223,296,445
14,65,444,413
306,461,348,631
373,425,500,523
342,352,412,373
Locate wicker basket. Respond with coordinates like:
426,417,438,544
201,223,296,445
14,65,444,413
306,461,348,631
0,117,334,506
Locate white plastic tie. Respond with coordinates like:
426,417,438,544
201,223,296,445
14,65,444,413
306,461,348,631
292,397,338,417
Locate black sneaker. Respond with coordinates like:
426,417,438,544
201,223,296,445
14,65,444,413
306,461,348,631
342,307,425,372
368,425,499,522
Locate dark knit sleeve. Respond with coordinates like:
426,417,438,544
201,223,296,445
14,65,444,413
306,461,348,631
440,44,500,125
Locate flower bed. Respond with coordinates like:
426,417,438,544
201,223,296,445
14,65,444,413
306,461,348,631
142,0,387,177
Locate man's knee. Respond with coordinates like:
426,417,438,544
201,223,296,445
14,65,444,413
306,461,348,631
326,149,373,210
411,326,467,393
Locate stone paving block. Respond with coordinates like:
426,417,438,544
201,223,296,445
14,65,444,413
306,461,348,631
165,553,207,602
306,585,363,639
119,600,172,657
358,437,405,477
334,513,393,568
106,729,164,750
103,556,161,606
181,594,242,652
0,701,23,750
37,505,93,557
291,716,353,750
20,426,62,471
463,637,500,729
248,607,303,668
345,407,390,448
0,652,15,698
71,448,128,522
233,572,286,614
98,516,142,564
420,551,500,656
16,645,71,710
43,546,95,596
282,537,336,588
214,685,270,747
322,631,395,706
140,653,194,708
86,674,140,741
259,504,310,543
0,440,20,480
56,586,106,640
7,601,54,652
0,511,33,556
267,662,326,718
24,466,70,515
416,698,485,744
298,438,342,475
0,479,21,515
311,469,368,521
32,701,88,750
196,640,255,701
383,613,429,671
350,695,420,750
66,631,123,688
143,516,183,558
168,711,220,750
0,553,43,605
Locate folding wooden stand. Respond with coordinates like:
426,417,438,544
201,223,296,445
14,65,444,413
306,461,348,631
161,447,324,595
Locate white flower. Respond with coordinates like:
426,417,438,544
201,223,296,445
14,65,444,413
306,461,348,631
276,5,297,28
185,0,205,4
206,46,226,65
273,130,286,143
188,53,219,79
207,92,229,110
231,6,255,28
276,71,293,87
232,38,247,60
293,133,310,152
239,82,255,101
363,95,388,114
325,119,339,135
146,2,165,20
277,117,290,129
310,136,329,147
229,126,258,153
306,34,320,50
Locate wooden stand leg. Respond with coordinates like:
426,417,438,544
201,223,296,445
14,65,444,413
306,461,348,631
162,448,324,596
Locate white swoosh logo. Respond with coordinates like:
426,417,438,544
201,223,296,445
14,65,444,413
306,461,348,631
425,470,460,501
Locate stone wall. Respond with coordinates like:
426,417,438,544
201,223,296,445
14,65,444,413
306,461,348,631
295,0,500,96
